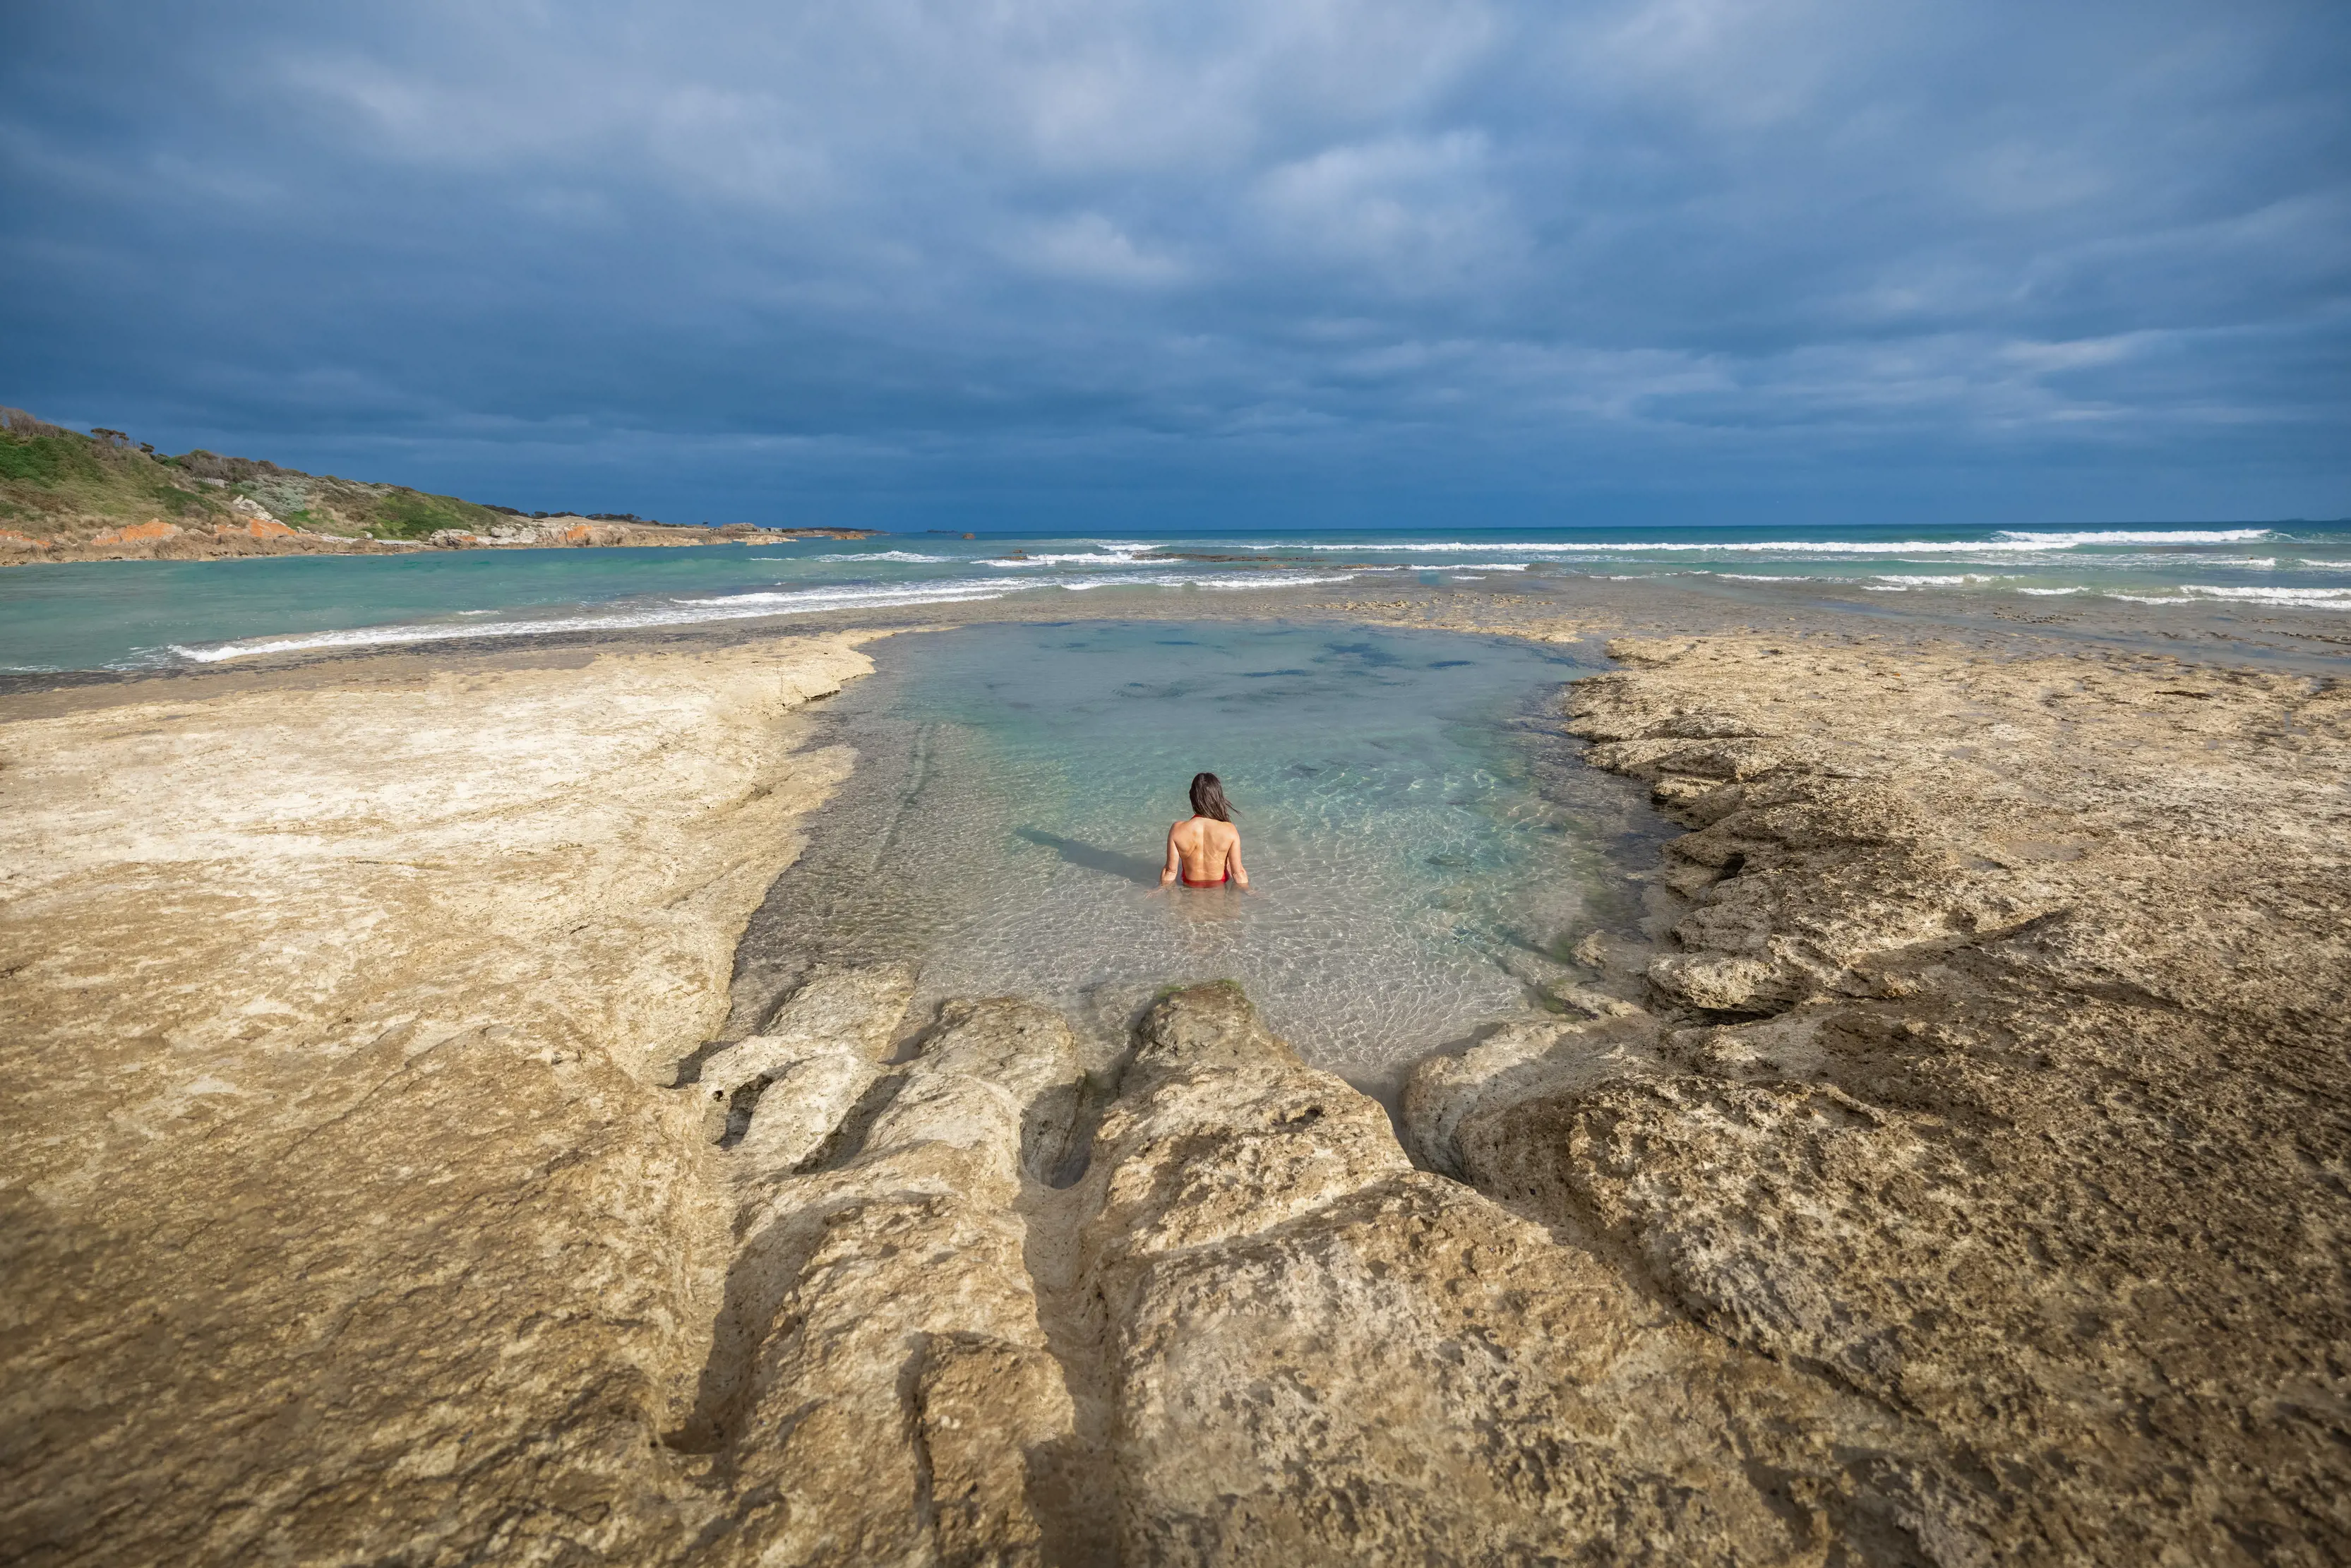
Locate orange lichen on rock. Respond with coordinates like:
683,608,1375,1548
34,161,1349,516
90,519,181,545
563,524,595,544
0,529,52,549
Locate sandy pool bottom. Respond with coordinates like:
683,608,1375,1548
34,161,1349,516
729,619,1669,1091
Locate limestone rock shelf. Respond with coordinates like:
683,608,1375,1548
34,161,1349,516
5,629,2345,1564
1412,635,2351,1564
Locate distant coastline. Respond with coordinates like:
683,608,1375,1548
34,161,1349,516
0,406,878,565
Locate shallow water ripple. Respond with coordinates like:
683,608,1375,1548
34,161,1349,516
730,621,1668,1088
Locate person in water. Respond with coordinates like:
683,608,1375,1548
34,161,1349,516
1163,772,1250,890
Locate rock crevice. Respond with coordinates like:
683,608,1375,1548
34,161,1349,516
11,630,2345,1566
1406,635,2351,1564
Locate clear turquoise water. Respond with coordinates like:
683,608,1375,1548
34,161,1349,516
729,620,1666,1091
5,522,2349,674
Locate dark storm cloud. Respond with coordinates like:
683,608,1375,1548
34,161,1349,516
3,0,2345,526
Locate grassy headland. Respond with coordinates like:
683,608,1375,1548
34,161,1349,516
0,406,874,562
0,407,508,545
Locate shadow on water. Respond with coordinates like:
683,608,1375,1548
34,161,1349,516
1015,827,1164,886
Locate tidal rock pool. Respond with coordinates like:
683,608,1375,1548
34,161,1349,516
729,619,1668,1090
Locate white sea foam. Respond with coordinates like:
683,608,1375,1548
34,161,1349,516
814,550,951,563
2054,585,2351,610
172,565,1374,663
1990,528,2273,547
1229,529,2276,556
979,544,1157,568
2182,585,2351,605
1870,573,2011,585
1058,570,1362,592
2186,584,2351,599
174,580,1034,662
669,582,1026,609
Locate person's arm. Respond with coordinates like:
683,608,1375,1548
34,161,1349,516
1161,823,1183,885
1227,830,1249,890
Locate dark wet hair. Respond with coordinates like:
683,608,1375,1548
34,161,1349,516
1190,772,1233,822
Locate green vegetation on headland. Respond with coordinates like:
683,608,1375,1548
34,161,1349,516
0,405,877,561
0,407,510,544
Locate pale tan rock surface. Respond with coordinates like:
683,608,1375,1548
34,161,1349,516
1,640,872,1564
1081,983,1989,1566
669,992,1098,1568
698,962,916,1154
654,978,1999,1565
8,623,2347,1566
1411,635,2351,1564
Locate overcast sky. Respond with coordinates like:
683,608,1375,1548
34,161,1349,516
4,0,2345,529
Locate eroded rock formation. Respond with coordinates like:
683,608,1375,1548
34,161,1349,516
1410,635,2351,1564
671,992,1094,1565
645,975,1987,1565
0,640,873,1565
6,630,2345,1564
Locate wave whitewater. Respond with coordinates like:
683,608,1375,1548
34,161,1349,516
172,568,1372,663
10,518,2340,676
1224,529,2279,556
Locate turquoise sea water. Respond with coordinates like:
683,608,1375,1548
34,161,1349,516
728,621,1663,1089
4,521,2349,673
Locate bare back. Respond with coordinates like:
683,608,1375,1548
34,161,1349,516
1164,815,1247,887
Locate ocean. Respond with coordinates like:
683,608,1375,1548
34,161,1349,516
2,521,2347,674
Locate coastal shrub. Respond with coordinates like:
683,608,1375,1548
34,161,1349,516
175,449,288,484
148,480,221,517
0,407,68,438
0,410,529,540
241,474,315,518
0,433,103,487
371,489,498,539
